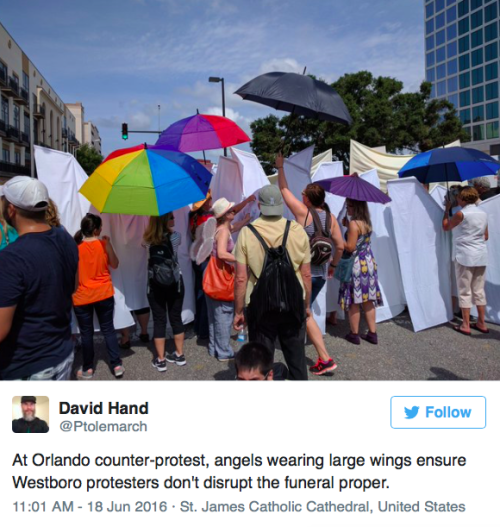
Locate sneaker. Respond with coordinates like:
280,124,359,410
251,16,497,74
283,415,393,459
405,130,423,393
77,368,94,380
152,358,167,372
166,352,187,366
345,332,361,345
360,331,378,345
113,365,125,377
217,356,234,362
310,359,338,375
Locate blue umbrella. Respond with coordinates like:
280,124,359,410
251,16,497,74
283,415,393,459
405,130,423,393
398,147,500,184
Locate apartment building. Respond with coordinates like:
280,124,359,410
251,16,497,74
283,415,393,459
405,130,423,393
67,102,102,155
425,0,500,154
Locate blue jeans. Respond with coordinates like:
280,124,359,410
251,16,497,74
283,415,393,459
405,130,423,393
193,260,209,338
13,352,74,381
206,297,234,360
311,277,326,306
74,296,122,371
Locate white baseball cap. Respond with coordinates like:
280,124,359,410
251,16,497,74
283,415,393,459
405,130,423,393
0,176,49,211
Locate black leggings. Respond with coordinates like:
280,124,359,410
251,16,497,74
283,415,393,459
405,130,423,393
147,278,185,338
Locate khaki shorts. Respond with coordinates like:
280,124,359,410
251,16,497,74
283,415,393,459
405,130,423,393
455,262,487,309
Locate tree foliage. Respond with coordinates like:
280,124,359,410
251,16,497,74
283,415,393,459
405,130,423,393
250,71,469,174
76,144,104,175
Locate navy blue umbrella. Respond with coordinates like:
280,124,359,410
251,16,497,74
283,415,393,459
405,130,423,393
398,147,500,184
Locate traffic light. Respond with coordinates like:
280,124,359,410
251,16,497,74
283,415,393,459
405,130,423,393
121,123,128,140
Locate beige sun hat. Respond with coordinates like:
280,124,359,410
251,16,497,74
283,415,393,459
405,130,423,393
211,197,235,219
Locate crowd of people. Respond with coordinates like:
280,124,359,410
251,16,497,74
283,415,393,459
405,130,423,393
0,159,496,381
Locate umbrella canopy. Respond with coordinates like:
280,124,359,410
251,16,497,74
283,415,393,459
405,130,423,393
316,174,391,204
235,71,352,125
155,114,250,152
79,145,212,216
398,146,500,184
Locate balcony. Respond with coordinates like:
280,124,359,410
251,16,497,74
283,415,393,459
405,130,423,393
62,127,68,138
19,87,29,107
21,131,30,145
68,132,79,145
5,125,20,142
0,119,6,136
0,161,31,177
33,105,46,119
2,76,19,98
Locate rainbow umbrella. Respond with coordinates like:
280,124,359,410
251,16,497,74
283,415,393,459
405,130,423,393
79,144,212,216
155,113,250,152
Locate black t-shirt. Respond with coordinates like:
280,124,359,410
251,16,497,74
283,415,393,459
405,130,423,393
0,227,79,380
12,417,49,433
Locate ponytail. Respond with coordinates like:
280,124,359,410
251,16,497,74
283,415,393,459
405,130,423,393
74,213,102,245
74,230,83,245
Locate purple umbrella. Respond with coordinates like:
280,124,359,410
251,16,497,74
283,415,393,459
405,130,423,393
316,174,391,204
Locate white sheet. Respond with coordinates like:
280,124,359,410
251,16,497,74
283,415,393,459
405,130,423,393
430,185,447,208
388,177,453,331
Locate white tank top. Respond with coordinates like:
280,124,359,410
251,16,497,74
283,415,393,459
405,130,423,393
454,204,488,267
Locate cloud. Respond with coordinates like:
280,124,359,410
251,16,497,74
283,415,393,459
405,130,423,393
258,58,302,75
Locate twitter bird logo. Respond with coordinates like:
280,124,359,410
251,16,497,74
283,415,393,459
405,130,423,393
404,406,420,419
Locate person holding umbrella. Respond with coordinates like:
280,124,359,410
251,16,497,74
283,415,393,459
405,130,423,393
443,187,489,335
339,198,383,345
276,153,343,374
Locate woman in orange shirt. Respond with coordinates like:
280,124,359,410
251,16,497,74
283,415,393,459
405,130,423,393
73,213,123,379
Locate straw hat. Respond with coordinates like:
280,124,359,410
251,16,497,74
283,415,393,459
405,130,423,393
212,197,235,219
191,189,212,212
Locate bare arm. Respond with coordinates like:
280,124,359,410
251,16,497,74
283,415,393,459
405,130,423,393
216,227,236,262
442,210,464,232
345,221,360,253
233,262,248,330
102,237,119,269
0,306,16,343
329,214,344,266
231,195,256,215
485,226,489,242
276,153,308,224
231,213,251,234
299,262,312,317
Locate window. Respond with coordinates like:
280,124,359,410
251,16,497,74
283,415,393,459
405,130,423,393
485,81,498,99
426,19,435,34
473,104,485,121
447,5,457,21
24,113,29,135
448,58,459,74
427,52,436,67
449,93,459,107
426,35,435,51
436,0,445,11
460,108,472,123
485,42,498,61
431,84,437,97
1,96,8,123
458,17,469,35
472,66,484,84
471,48,483,66
458,0,469,16
426,2,435,17
459,35,470,53
484,1,497,21
0,61,6,80
436,29,446,46
448,40,458,57
473,85,485,102
447,23,457,40
471,9,483,28
447,0,457,4
460,90,471,106
437,46,446,63
427,68,436,82
437,63,447,79
471,0,482,8
486,101,499,118
22,71,29,91
438,80,447,96
460,71,471,88
436,12,446,29
486,62,498,80
2,148,10,163
484,22,498,42
448,76,459,91
14,151,21,165
471,29,483,48
473,124,484,140
459,53,470,70
13,104,20,130
486,121,499,138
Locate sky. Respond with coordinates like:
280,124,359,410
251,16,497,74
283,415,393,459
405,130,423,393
1,0,425,158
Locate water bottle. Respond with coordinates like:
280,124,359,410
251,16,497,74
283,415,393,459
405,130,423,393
236,328,248,350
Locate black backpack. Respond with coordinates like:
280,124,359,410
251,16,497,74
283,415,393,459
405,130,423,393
148,237,181,288
306,208,333,266
246,221,305,326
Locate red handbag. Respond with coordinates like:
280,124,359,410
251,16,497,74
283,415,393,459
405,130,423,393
202,255,235,301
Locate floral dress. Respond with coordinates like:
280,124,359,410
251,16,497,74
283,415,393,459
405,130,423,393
338,231,383,312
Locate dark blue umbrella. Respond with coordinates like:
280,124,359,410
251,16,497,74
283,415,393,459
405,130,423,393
398,147,500,184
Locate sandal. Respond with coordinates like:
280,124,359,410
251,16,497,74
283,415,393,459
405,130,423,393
452,325,471,336
471,323,489,334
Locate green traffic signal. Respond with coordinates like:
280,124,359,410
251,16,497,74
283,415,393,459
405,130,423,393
121,123,128,140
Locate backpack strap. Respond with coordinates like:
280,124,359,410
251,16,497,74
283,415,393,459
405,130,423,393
309,207,324,237
325,212,332,237
282,220,291,248
247,224,269,253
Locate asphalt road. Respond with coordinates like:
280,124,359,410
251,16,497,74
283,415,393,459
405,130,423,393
72,311,500,381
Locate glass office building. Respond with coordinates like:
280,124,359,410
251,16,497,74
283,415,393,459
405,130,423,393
425,0,500,153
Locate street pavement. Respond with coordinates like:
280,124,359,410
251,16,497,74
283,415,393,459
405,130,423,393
73,311,500,381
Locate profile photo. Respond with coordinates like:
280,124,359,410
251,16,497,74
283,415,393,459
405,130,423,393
12,396,49,433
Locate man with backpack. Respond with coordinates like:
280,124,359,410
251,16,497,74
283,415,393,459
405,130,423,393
233,185,311,380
